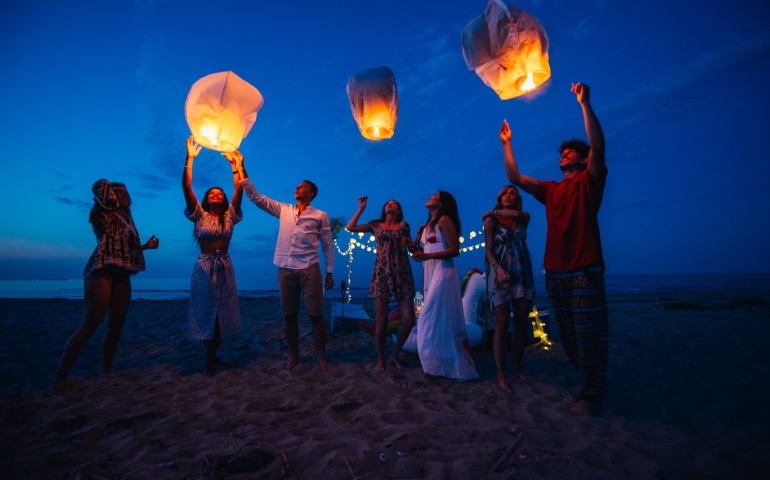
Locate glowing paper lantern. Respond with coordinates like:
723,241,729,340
185,71,264,152
346,66,398,140
461,0,551,99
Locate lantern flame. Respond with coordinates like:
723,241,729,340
461,1,551,100
347,66,398,141
521,72,536,92
200,125,220,148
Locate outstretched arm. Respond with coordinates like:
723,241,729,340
223,150,244,215
346,196,371,233
183,136,201,212
572,82,606,178
501,120,540,196
481,208,530,226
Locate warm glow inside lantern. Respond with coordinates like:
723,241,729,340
461,0,551,100
346,66,398,140
185,71,264,152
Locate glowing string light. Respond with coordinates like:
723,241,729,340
333,225,489,291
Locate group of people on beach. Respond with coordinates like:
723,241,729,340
53,82,608,416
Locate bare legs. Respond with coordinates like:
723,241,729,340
284,313,332,372
52,270,131,390
388,298,415,371
284,313,300,370
511,298,532,381
204,320,231,376
101,275,131,373
309,314,332,372
492,302,512,392
493,297,532,392
373,298,390,372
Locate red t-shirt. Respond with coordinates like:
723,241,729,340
536,168,607,270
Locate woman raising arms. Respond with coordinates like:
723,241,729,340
347,196,416,372
183,136,244,375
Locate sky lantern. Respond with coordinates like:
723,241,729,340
461,0,551,100
346,66,398,140
184,71,264,152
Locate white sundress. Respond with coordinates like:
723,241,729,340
416,225,478,380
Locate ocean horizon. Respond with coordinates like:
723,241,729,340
1,273,768,301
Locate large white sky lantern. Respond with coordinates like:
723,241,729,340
347,66,398,141
461,0,551,100
185,71,264,152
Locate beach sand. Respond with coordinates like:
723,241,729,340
1,289,769,479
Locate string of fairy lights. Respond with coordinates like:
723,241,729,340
332,227,486,302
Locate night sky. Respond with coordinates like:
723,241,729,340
1,0,769,290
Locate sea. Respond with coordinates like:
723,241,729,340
1,273,768,301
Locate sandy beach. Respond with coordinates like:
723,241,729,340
1,288,769,479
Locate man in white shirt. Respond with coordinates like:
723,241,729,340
234,153,334,372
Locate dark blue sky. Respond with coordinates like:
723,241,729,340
1,0,769,290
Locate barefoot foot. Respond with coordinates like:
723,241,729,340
388,356,406,372
51,377,87,393
318,358,333,372
211,357,234,369
569,399,602,416
496,377,512,393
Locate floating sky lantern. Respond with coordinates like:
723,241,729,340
346,66,398,140
184,71,264,152
461,0,551,99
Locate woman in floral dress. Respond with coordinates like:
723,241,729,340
347,196,416,372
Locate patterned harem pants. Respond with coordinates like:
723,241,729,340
545,262,608,404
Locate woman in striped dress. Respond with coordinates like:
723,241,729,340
183,136,244,375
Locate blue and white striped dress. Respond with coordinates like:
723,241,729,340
185,204,242,340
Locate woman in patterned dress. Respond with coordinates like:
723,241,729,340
347,197,416,372
183,136,244,375
482,185,536,392
52,180,160,391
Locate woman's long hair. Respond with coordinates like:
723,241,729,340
379,199,404,223
426,191,461,236
89,180,133,228
201,186,229,229
494,185,523,211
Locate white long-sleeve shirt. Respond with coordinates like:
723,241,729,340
241,178,334,273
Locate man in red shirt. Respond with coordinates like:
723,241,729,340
500,82,607,416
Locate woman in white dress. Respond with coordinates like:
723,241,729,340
404,191,478,380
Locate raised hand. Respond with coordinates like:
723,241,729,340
222,150,243,168
186,136,202,159
571,82,591,105
500,120,512,144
